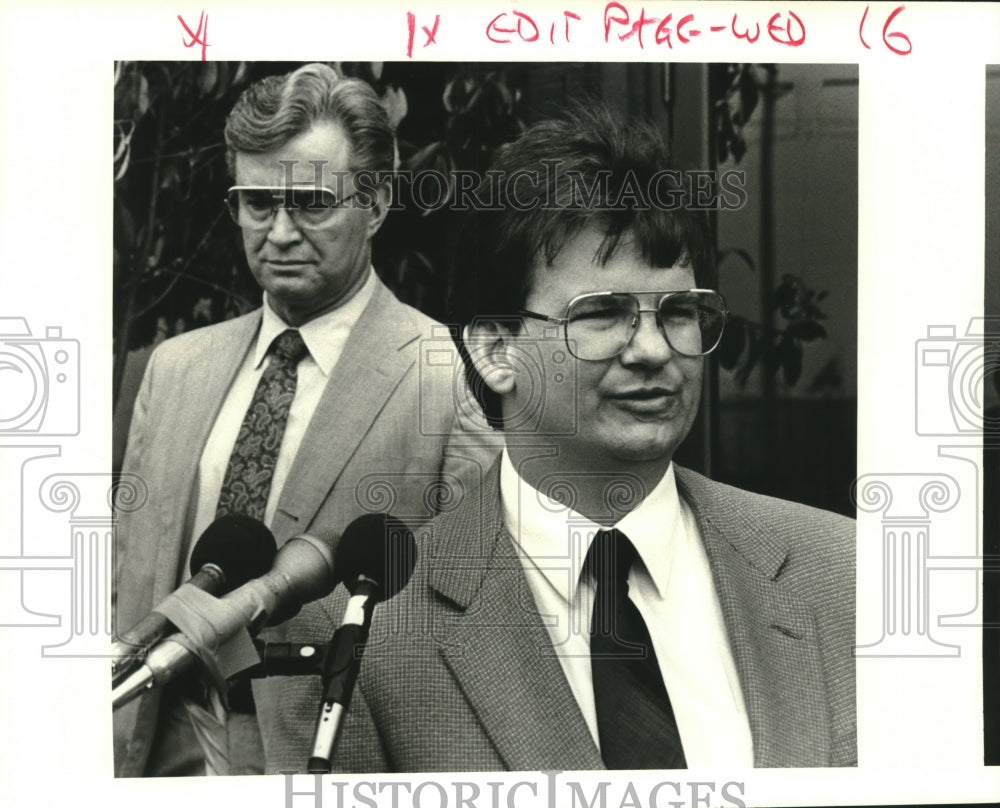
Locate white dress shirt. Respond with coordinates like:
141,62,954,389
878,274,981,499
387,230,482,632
184,269,377,575
499,449,754,767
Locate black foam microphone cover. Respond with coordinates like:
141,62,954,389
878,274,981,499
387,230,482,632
189,513,278,586
334,513,417,601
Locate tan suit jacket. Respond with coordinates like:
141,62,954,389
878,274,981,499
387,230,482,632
113,277,500,776
264,461,856,771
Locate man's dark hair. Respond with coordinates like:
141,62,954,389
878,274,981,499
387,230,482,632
449,103,712,429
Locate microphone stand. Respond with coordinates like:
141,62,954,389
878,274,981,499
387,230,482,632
308,579,378,773
223,585,377,774
230,640,327,680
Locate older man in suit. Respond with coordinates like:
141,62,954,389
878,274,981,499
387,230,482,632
262,104,856,773
112,63,498,777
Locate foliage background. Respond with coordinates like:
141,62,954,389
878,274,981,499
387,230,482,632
113,61,856,514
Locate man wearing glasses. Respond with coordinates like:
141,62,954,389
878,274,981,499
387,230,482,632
113,63,498,776
266,105,856,772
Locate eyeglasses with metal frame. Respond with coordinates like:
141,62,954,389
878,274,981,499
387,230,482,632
518,289,728,362
225,185,359,230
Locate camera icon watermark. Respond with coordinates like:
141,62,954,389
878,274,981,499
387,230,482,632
418,325,486,435
419,323,579,437
498,325,579,436
915,317,1000,437
856,317,1000,658
0,316,80,436
421,322,582,436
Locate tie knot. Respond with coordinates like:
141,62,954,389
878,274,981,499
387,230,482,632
271,329,308,364
585,528,638,590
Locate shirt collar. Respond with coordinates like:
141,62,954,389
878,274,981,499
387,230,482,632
499,448,682,604
256,268,377,375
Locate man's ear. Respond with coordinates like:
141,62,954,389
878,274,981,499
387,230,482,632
364,178,392,239
463,319,517,396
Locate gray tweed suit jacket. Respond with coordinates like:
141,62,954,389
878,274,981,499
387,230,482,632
262,462,856,772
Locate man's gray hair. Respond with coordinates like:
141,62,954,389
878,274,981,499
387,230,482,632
224,62,394,176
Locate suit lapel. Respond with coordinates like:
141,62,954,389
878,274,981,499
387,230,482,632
273,279,419,541
151,312,260,602
675,467,832,767
429,465,605,771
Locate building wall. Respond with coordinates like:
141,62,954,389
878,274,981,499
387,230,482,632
710,64,859,513
716,63,859,401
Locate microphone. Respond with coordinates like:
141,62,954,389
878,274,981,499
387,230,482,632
307,513,417,773
112,528,337,709
111,514,277,683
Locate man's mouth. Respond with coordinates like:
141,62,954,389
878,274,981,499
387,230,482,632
264,259,313,270
608,387,679,413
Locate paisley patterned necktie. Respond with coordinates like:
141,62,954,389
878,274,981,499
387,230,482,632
587,528,687,769
215,329,309,522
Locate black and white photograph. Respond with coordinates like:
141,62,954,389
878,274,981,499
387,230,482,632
1,2,998,807
109,59,859,779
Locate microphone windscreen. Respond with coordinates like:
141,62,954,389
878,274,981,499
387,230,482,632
335,513,418,601
189,513,278,587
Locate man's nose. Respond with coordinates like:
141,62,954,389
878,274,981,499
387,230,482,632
618,309,676,366
265,207,304,245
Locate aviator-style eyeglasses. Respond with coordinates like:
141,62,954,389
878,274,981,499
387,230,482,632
225,185,359,230
519,289,728,362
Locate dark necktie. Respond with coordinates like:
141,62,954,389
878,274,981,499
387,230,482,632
587,528,687,769
216,328,309,523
